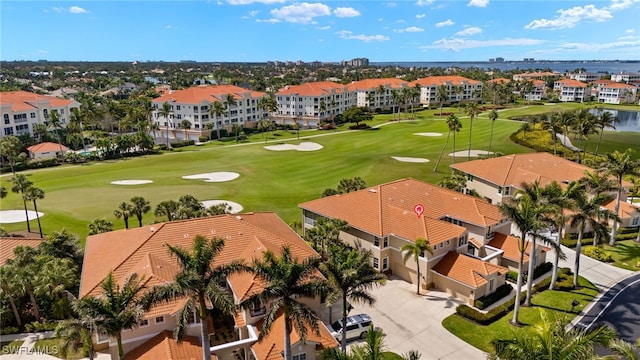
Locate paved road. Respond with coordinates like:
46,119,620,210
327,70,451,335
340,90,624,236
574,272,640,343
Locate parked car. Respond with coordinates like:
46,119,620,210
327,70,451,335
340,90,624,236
329,313,372,341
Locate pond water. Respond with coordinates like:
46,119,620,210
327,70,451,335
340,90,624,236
590,109,640,133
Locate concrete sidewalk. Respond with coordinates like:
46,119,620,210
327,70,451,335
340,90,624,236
555,244,634,291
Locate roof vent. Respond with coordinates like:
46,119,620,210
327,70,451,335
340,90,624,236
236,215,243,220
210,229,216,234
183,233,189,238
369,189,377,193
150,226,156,232
453,197,460,201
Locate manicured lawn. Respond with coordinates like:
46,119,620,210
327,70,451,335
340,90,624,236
600,239,640,271
0,340,24,354
442,276,600,353
31,338,71,359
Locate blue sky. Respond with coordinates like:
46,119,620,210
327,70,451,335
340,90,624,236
1,0,639,62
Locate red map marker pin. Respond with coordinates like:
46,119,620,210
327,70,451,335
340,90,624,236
414,204,424,218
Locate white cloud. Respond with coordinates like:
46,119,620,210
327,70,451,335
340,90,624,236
467,0,489,7
270,2,331,24
337,30,390,42
394,26,424,33
164,25,177,29
423,37,545,51
334,7,360,18
386,2,398,7
626,28,635,33
256,18,280,23
227,0,285,4
435,19,454,27
607,0,639,10
525,5,613,30
69,6,88,13
416,0,435,5
316,25,331,30
378,18,384,22
456,26,482,36
416,13,426,19
558,39,640,51
618,35,636,40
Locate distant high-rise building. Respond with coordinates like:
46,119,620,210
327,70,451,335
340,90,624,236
495,57,505,63
342,58,369,67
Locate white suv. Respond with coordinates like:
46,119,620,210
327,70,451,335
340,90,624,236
329,313,372,341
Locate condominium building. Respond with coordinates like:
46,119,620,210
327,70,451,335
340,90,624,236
512,71,561,81
274,81,354,127
346,78,410,110
409,76,483,107
553,79,589,102
523,79,547,101
594,80,638,104
0,91,80,139
569,72,600,82
151,85,268,142
610,72,640,83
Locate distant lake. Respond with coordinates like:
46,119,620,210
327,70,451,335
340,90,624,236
591,109,640,133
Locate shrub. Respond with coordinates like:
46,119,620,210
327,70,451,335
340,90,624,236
170,140,195,148
561,236,594,248
506,262,552,283
474,283,513,310
198,136,209,142
0,326,19,335
506,270,518,283
583,246,614,262
25,320,57,332
618,227,638,235
348,124,371,130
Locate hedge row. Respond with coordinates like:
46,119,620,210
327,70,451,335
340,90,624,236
474,283,513,310
506,262,552,283
583,246,614,262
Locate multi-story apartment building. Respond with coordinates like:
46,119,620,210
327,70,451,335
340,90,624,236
274,81,354,127
299,178,542,305
594,80,638,104
80,213,338,360
523,79,547,101
610,72,640,83
346,78,410,110
151,85,268,142
0,91,80,139
512,71,561,81
553,79,589,102
409,76,483,107
569,72,600,82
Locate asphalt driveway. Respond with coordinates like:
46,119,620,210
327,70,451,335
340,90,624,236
345,276,486,360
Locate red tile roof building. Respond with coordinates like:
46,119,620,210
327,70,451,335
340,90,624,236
27,142,69,159
408,76,483,107
553,79,589,102
346,78,410,110
274,81,353,127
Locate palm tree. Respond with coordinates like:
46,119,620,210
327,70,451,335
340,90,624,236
573,109,598,163
7,246,42,321
433,114,462,169
487,109,499,154
179,119,192,141
566,182,617,288
113,201,134,229
44,109,66,158
601,149,640,245
558,110,575,159
435,85,448,118
257,119,272,143
231,123,243,143
155,200,179,221
545,112,564,156
55,301,98,360
224,93,238,128
499,195,543,324
400,238,434,295
24,186,45,238
350,326,388,360
0,135,24,175
0,264,22,327
594,109,619,158
465,102,480,162
157,101,174,149
32,122,50,143
75,272,146,359
143,235,246,360
88,219,113,235
35,256,77,319
321,247,387,351
208,100,227,140
130,196,151,227
240,246,326,360
488,309,616,360
11,174,33,233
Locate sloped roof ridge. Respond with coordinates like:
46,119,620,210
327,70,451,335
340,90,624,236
234,214,311,255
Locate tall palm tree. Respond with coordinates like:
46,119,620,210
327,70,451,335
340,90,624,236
231,123,243,143
464,102,480,162
350,326,388,360
573,109,597,163
44,109,66,158
435,85,448,118
487,109,499,154
143,235,246,360
208,100,227,140
88,219,113,235
566,182,617,288
558,110,575,159
157,101,174,149
594,109,619,158
0,135,24,175
55,301,98,360
601,149,640,245
499,195,543,324
321,247,387,351
434,114,462,172
179,119,192,141
224,93,238,126
11,174,33,233
489,309,616,360
0,264,22,327
32,123,50,143
25,186,45,238
400,238,434,295
7,246,42,320
545,112,564,156
75,272,146,359
155,200,179,221
130,196,151,227
240,246,326,360
113,201,134,229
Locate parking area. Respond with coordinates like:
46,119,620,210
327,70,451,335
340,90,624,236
344,276,487,359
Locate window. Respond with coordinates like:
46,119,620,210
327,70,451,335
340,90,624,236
467,174,474,182
504,187,511,196
633,217,639,226
155,316,164,324
374,237,380,247
383,238,388,248
4,127,14,135
439,243,443,248
250,299,266,316
3,114,9,124
498,187,502,194
489,279,495,292
458,235,467,247
293,352,306,359
139,319,149,327
382,257,389,271
373,257,379,269
97,331,110,343
30,113,36,119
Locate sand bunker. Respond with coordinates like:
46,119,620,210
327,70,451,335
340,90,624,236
264,142,323,152
449,150,493,157
391,156,430,163
0,210,45,224
111,180,154,185
414,132,443,137
201,200,244,214
182,172,240,183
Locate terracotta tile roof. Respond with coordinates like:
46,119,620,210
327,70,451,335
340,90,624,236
488,78,511,84
27,142,69,154
409,75,481,87
432,252,507,288
276,81,347,96
555,79,588,87
514,72,560,78
0,90,76,112
123,330,212,360
152,85,265,105
80,213,318,305
252,312,338,360
300,179,504,242
603,199,639,219
469,237,484,249
487,233,531,263
346,78,409,91
0,237,43,266
532,80,546,86
598,82,636,89
594,79,617,86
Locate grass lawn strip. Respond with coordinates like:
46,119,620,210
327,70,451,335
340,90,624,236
442,275,599,353
0,340,24,354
